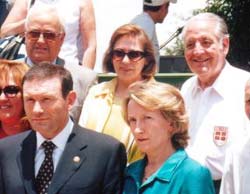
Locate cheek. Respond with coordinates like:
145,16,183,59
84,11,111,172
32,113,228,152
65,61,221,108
112,61,119,71
24,103,33,115
25,41,32,53
129,123,136,133
245,104,250,117
12,97,24,114
184,51,192,61
136,61,145,72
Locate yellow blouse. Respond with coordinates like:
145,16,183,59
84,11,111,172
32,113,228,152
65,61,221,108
103,96,142,163
79,78,143,163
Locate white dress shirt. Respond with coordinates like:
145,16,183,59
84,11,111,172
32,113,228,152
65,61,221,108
220,134,250,194
181,62,250,180
35,118,74,176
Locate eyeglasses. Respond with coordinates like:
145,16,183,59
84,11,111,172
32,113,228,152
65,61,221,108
112,49,145,62
26,30,61,41
0,85,21,98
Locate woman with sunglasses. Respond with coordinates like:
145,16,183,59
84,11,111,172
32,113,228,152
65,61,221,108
78,24,156,163
0,59,30,138
124,80,215,194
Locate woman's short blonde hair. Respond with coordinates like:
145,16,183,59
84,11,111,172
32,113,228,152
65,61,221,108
127,80,189,149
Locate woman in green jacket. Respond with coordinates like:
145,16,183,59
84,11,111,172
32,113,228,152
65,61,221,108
123,80,215,194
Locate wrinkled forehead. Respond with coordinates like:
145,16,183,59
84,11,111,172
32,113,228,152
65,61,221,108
183,18,220,40
27,16,62,31
26,8,64,33
23,77,61,93
114,35,144,50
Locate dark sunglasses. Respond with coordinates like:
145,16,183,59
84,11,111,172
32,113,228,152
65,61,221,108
112,49,145,62
26,30,61,41
0,85,21,98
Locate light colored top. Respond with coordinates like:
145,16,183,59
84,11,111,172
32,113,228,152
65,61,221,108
78,78,143,163
131,12,159,68
31,0,82,65
103,96,127,141
220,134,250,194
35,118,73,176
123,149,215,194
181,62,250,180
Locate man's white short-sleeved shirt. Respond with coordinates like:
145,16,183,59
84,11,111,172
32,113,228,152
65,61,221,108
181,62,250,180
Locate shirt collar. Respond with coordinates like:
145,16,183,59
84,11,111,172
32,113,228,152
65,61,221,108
92,78,117,107
212,61,232,97
191,62,230,98
26,57,57,67
125,157,146,188
154,149,187,182
36,118,74,151
125,149,187,185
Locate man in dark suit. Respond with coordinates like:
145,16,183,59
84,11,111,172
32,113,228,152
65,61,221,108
21,3,97,122
0,63,127,194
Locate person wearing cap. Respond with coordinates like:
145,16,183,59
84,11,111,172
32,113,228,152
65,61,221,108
219,79,250,194
131,0,176,70
180,13,250,194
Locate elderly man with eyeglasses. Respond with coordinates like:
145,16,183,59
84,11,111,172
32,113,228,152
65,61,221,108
22,3,97,122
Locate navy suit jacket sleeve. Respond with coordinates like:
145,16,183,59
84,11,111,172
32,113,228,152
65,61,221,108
102,141,127,194
0,164,3,194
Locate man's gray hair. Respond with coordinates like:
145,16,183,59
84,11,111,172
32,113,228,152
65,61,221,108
25,3,65,33
182,12,229,40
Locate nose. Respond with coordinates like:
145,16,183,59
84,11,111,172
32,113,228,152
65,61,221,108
134,127,143,134
121,54,130,63
33,101,43,114
193,42,205,55
133,121,144,134
0,91,8,100
37,33,46,43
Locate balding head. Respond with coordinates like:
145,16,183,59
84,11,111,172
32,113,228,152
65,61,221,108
24,4,65,64
25,3,65,33
182,12,229,40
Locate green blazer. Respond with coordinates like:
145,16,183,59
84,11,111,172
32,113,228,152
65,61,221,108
123,149,215,194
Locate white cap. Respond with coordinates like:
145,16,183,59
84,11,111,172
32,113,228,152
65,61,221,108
144,0,177,6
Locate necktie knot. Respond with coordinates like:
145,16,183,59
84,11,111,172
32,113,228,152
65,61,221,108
42,141,55,155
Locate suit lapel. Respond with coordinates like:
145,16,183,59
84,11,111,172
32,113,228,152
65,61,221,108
49,125,87,194
16,131,37,194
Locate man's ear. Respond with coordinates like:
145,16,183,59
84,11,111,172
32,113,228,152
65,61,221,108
59,32,65,45
66,90,77,111
222,35,230,56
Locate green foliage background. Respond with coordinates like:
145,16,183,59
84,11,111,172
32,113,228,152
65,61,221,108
198,0,250,70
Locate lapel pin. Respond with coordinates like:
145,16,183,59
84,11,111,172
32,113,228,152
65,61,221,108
73,156,80,163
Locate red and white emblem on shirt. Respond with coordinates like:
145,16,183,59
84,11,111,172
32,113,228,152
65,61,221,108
213,126,228,146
